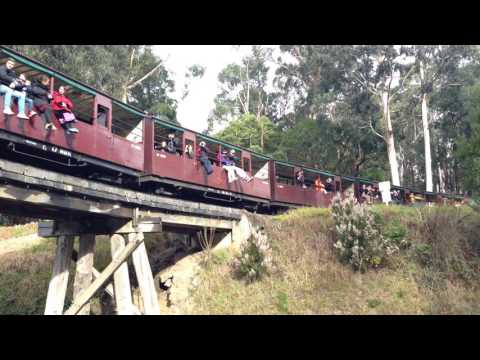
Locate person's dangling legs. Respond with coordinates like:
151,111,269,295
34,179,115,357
223,165,237,183
11,90,28,119
39,104,56,130
0,85,14,115
233,167,252,182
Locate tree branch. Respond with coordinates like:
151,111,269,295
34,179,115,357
369,117,385,141
127,62,163,90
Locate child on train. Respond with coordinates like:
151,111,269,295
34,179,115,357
13,74,36,118
30,75,56,131
52,85,79,134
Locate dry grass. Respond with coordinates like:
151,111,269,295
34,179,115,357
191,205,480,315
0,222,37,241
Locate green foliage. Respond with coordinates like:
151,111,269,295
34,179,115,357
231,229,274,283
331,194,400,272
413,207,479,282
276,291,289,314
11,45,178,122
215,113,280,154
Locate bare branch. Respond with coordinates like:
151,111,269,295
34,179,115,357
369,118,385,141
127,62,163,90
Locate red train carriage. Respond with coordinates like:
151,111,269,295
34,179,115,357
0,45,465,211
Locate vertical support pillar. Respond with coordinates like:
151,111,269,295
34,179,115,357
44,235,75,315
130,232,160,315
73,234,96,315
110,234,134,315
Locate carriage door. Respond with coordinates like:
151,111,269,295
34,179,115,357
93,94,113,162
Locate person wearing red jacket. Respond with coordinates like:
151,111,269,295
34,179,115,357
51,85,79,134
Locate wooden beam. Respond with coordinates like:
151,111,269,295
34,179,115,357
71,249,114,298
44,235,74,315
73,234,96,315
147,213,234,230
38,213,232,236
110,234,134,315
0,183,133,219
39,219,161,237
0,158,243,220
129,233,160,315
64,233,144,315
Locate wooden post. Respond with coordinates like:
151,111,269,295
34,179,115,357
73,234,96,315
130,233,161,315
110,234,134,315
44,235,74,315
64,233,144,315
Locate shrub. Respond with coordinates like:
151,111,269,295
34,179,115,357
331,194,399,272
415,207,478,281
231,227,274,282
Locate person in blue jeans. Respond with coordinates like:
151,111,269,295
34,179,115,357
197,141,213,175
14,74,37,118
0,58,29,119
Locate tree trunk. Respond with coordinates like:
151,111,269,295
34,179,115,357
420,61,433,192
260,120,264,151
382,91,400,186
438,163,445,193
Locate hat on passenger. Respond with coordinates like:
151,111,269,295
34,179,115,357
199,141,206,147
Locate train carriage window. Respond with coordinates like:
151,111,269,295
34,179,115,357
252,155,269,181
303,170,319,188
154,121,183,154
111,102,143,143
184,139,195,159
97,105,108,127
242,157,250,173
275,163,295,185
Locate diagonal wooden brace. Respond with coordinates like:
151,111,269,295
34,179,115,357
63,232,144,315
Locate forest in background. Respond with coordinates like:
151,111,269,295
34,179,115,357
10,45,480,196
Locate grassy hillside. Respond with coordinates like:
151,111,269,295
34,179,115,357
0,204,479,315
190,205,480,315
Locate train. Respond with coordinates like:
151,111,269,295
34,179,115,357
0,46,465,213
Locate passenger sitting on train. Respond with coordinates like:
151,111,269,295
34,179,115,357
325,177,334,192
184,144,194,159
155,140,168,152
30,75,56,131
314,176,327,193
295,169,307,189
167,133,178,154
197,141,213,175
221,149,252,183
52,86,79,134
14,74,37,118
0,58,29,119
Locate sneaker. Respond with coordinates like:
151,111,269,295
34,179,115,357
45,123,57,131
67,127,79,134
17,113,29,120
3,108,14,116
28,110,37,117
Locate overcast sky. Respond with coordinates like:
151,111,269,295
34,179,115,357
153,45,282,133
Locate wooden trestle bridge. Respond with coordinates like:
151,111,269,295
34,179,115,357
0,158,253,315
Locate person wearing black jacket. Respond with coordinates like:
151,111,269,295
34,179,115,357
197,141,213,175
166,133,178,154
0,58,29,119
30,75,56,130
